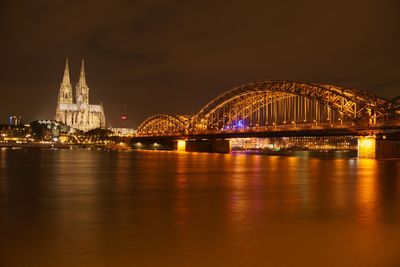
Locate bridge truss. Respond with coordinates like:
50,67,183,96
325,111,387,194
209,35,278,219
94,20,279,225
137,80,396,136
137,114,191,136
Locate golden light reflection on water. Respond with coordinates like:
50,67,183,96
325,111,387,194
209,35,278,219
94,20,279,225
0,148,7,193
1,149,400,267
331,159,348,209
175,153,189,226
356,159,378,226
51,150,102,265
115,152,130,193
0,148,7,169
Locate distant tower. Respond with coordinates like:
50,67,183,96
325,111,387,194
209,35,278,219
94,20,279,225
121,104,128,127
58,58,73,104
75,59,89,104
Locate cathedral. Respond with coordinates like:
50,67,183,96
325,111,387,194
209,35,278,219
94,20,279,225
55,59,106,132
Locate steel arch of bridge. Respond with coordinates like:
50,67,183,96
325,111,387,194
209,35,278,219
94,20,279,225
136,114,191,136
137,80,393,136
191,80,388,132
389,96,400,116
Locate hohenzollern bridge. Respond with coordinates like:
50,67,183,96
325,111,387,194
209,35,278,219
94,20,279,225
133,80,400,158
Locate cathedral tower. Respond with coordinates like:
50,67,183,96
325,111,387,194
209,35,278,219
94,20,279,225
55,58,106,131
58,58,73,104
75,59,89,104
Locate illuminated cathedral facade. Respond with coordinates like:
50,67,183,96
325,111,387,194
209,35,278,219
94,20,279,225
55,59,106,132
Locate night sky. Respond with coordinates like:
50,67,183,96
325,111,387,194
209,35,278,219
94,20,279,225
0,0,399,127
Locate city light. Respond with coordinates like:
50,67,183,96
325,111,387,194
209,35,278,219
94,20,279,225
177,140,186,151
358,136,376,158
0,3,399,267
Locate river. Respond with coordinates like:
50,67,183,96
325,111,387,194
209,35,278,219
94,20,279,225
1,148,400,266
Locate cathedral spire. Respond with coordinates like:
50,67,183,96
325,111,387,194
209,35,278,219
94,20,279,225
57,58,73,105
75,59,89,104
62,58,71,86
78,59,87,88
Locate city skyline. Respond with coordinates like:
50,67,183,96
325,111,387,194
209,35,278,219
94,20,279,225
1,2,400,266
0,0,399,127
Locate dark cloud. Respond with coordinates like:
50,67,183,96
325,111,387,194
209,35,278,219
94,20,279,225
0,0,399,126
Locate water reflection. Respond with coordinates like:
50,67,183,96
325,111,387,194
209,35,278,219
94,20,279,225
356,159,378,225
0,148,8,193
0,149,400,267
175,153,189,226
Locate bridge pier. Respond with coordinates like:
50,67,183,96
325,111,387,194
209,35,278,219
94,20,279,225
358,136,400,159
178,139,231,153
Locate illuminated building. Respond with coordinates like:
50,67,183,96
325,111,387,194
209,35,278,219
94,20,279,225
230,136,358,151
109,127,136,137
30,120,70,141
9,115,22,125
0,123,31,146
55,58,106,132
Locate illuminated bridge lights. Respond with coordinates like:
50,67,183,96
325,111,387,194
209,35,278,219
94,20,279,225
136,80,399,137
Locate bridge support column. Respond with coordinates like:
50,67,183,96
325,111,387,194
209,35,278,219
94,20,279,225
210,139,231,153
177,140,186,151
183,139,231,153
358,136,400,159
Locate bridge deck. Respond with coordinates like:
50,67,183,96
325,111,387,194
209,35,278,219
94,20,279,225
132,125,400,142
